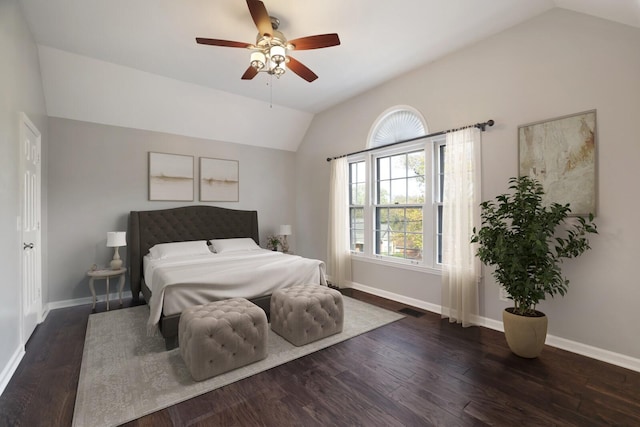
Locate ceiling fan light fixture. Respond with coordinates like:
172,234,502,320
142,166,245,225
250,51,266,70
273,62,286,77
269,45,286,65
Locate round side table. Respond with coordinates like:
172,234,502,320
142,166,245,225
87,267,127,311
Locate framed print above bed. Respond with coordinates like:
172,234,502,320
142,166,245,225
200,157,239,202
148,152,194,201
518,110,597,216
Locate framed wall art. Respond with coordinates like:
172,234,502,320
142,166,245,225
199,157,239,202
148,152,194,201
518,110,597,216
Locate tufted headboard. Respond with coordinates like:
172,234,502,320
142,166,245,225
127,205,259,303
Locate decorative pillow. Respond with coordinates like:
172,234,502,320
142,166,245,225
148,240,211,260
210,238,260,253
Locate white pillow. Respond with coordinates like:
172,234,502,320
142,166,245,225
210,238,260,254
148,240,211,260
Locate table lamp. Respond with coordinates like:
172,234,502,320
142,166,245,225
107,231,126,270
279,225,292,253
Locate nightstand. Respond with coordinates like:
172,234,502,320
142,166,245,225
87,267,127,311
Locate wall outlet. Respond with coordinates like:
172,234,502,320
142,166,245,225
499,287,510,302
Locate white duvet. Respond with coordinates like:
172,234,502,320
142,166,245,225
144,249,326,334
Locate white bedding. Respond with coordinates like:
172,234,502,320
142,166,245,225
144,249,327,334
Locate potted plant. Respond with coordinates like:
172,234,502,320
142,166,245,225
471,176,597,358
266,235,281,251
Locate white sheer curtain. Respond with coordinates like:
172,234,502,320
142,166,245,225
441,127,482,327
327,157,352,287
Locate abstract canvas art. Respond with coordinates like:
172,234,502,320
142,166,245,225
148,152,194,201
200,157,239,202
518,110,597,215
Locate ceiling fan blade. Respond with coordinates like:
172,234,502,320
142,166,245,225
196,38,252,48
246,0,272,37
287,56,318,82
241,66,259,80
288,33,340,50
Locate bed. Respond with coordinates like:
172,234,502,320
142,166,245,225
127,205,326,347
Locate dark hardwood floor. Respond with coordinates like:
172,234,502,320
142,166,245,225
1,290,639,426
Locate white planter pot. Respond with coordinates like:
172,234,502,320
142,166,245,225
502,308,548,358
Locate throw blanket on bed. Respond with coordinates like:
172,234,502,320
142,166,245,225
146,250,327,335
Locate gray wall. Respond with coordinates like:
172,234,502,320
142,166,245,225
47,118,296,302
295,9,640,359
0,0,48,385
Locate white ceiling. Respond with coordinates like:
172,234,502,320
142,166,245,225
19,0,640,150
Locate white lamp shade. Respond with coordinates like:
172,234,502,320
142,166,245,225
250,51,265,70
107,231,127,247
270,45,286,64
279,225,292,236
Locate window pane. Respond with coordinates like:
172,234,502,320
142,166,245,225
355,183,365,205
375,207,390,256
391,154,406,179
388,232,405,258
391,179,406,204
407,177,424,203
350,207,364,252
378,157,390,180
377,234,391,256
357,161,365,181
350,183,357,204
405,208,422,233
350,207,363,226
405,233,423,260
407,151,423,177
378,180,390,204
387,207,405,232
377,207,389,225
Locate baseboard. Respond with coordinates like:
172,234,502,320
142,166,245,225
545,335,640,373
350,282,443,315
46,290,133,311
0,345,25,397
40,305,50,324
349,281,640,373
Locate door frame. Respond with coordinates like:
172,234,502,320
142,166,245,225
18,112,43,346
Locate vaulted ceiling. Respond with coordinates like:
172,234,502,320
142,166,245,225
19,0,640,151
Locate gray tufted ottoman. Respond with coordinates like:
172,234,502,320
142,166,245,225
270,284,344,346
179,298,268,381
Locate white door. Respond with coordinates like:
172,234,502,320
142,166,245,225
20,113,42,344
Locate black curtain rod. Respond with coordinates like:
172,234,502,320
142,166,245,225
326,119,495,162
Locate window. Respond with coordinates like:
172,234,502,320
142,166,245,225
348,106,445,271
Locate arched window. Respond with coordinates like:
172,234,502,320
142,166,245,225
349,105,445,270
367,106,427,148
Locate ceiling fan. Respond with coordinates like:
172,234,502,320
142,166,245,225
196,0,340,82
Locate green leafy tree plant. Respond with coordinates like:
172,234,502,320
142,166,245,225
471,176,597,317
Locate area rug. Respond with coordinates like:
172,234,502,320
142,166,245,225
72,296,404,427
